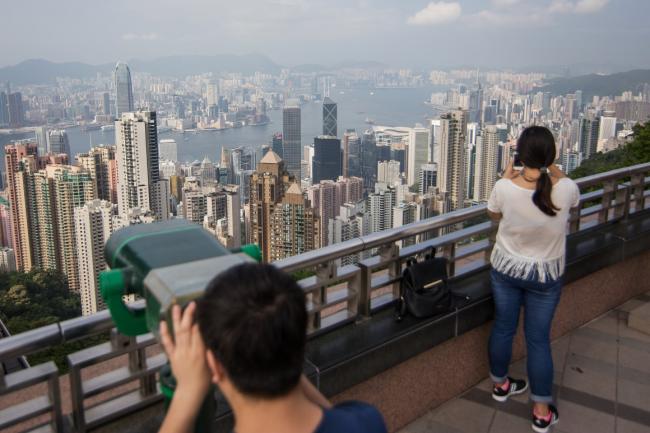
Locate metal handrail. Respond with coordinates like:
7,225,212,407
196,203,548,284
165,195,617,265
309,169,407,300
1,162,650,362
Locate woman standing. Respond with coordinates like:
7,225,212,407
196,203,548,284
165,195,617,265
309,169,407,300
486,126,580,433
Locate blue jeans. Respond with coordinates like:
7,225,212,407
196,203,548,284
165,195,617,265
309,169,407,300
488,268,562,403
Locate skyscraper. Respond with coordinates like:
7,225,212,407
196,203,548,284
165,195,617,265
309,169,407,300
377,160,401,185
0,247,16,272
75,200,119,315
4,142,38,271
47,130,70,159
159,139,178,162
342,129,361,178
35,127,48,156
312,136,342,183
473,125,500,202
0,92,9,126
76,145,118,204
102,92,111,115
406,127,431,187
271,133,283,158
360,129,378,193
115,111,170,220
114,62,134,117
438,110,468,211
323,97,337,137
282,101,302,178
7,92,24,127
419,163,437,195
579,115,600,160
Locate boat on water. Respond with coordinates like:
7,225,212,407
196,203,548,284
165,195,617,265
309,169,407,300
365,117,375,125
82,124,102,132
101,125,115,132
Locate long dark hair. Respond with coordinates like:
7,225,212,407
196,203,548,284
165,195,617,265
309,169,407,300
517,126,560,217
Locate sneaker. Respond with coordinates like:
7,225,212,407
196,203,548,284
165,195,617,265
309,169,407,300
492,376,528,402
532,404,559,433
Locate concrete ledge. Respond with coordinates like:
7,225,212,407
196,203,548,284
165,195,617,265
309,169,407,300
628,301,650,335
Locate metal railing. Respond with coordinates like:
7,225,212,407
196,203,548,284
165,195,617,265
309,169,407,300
0,162,649,432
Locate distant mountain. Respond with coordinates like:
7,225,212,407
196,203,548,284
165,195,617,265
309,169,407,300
540,69,650,99
0,54,282,85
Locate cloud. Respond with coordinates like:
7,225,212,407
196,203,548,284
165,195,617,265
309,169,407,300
549,0,608,14
121,33,159,41
407,2,461,26
466,9,549,27
491,0,521,7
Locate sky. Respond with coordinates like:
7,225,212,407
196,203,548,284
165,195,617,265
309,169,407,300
2,0,649,72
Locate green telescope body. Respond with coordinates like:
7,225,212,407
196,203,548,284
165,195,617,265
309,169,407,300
100,219,262,337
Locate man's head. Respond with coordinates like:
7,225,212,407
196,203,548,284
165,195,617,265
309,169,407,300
196,263,307,398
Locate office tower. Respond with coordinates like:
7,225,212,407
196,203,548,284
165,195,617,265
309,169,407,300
271,132,283,158
361,129,378,193
322,97,337,137
282,101,302,178
75,200,119,315
597,112,617,152
269,183,320,261
221,185,241,248
206,82,219,107
0,92,8,125
159,139,178,162
561,149,582,175
419,163,437,195
303,145,314,179
565,94,577,121
35,127,48,156
377,160,401,185
312,136,342,183
429,119,441,165
343,129,361,178
473,125,500,202
393,203,418,248
7,92,24,127
4,142,38,271
115,111,169,220
0,247,16,272
579,115,600,160
307,181,337,247
248,151,291,261
114,62,134,116
366,186,396,234
407,127,431,187
438,110,468,211
47,130,71,159
76,146,118,204
102,92,111,115
329,202,368,265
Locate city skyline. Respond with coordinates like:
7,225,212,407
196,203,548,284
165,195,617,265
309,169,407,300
1,0,648,74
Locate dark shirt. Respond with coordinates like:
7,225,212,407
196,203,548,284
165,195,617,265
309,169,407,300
315,401,387,433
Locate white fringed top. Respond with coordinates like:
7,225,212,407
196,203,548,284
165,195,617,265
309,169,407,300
487,177,580,283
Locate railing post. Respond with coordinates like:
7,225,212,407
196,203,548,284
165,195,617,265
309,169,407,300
569,205,581,234
380,243,401,299
442,242,456,277
599,180,616,224
631,173,646,212
48,372,64,432
354,263,372,320
69,353,86,432
614,184,630,220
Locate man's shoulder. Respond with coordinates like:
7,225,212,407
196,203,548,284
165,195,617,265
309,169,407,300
316,401,387,433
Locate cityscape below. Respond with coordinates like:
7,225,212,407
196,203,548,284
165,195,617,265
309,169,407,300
0,59,648,318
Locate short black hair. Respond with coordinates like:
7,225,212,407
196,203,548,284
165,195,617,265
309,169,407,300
196,263,307,398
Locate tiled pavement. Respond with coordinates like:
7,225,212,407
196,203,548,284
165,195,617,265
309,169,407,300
399,296,650,433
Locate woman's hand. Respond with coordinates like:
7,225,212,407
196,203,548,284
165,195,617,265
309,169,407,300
502,159,519,180
548,164,566,179
160,302,211,406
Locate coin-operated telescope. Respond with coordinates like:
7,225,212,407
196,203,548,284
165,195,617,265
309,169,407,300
99,220,262,432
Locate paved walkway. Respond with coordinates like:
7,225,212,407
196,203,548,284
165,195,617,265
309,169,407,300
398,296,650,433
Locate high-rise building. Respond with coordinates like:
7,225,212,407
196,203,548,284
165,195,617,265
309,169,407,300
377,160,401,185
47,130,71,160
342,129,361,178
322,97,337,137
76,145,118,204
35,127,49,156
328,202,368,265
114,62,134,116
597,113,618,152
248,151,292,261
115,111,169,220
0,247,16,272
361,129,378,192
159,139,178,162
0,196,12,248
282,101,302,178
4,142,38,271
366,186,396,234
271,133,283,158
0,92,9,126
269,183,320,261
102,92,111,115
393,203,418,248
473,125,500,202
419,163,437,195
407,127,431,187
312,136,342,183
438,110,468,211
7,92,24,127
75,200,119,315
579,115,600,160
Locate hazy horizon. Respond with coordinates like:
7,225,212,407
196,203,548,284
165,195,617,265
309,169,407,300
2,0,648,74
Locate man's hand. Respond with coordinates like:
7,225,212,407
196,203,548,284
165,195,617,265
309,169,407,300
502,159,519,180
160,302,211,411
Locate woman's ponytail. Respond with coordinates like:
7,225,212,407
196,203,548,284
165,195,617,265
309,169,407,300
532,168,560,217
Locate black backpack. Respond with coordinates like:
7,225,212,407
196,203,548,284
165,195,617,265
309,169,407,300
395,250,453,321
